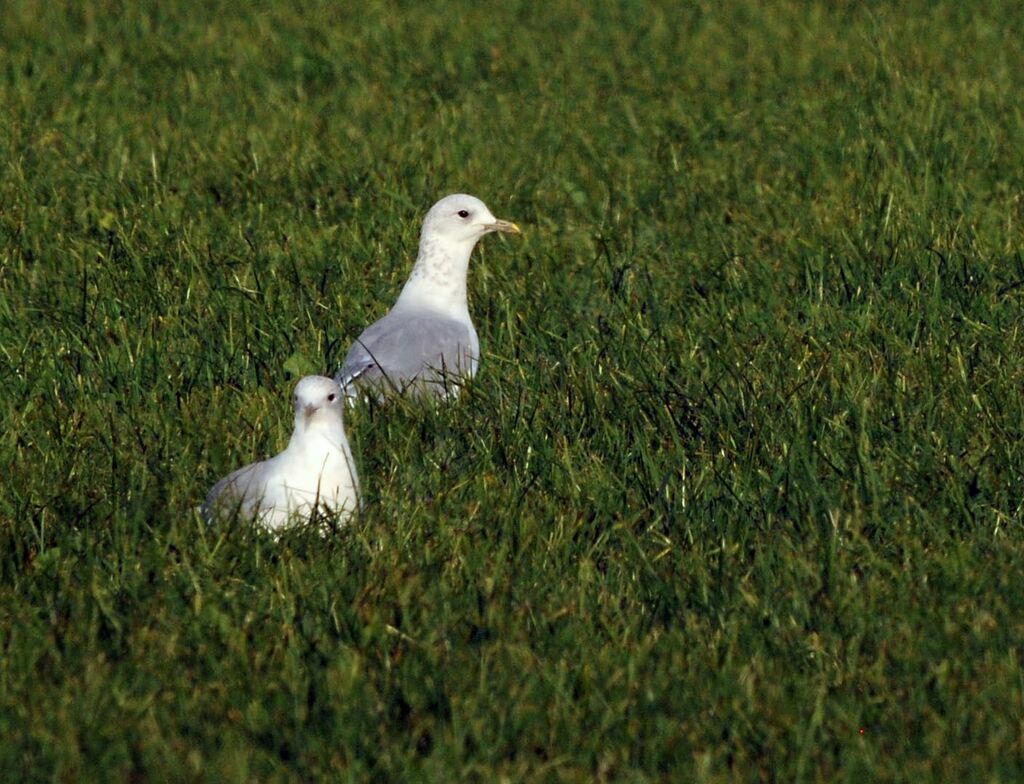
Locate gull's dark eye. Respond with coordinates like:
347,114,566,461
327,393,336,402
457,209,470,218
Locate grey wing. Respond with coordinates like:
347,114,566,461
202,462,263,523
336,313,477,396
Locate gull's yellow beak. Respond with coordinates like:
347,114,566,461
488,218,521,236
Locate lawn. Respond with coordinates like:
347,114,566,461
2,0,1024,780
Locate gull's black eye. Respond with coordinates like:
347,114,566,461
327,393,336,402
457,209,470,218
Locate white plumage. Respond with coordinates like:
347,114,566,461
203,376,359,530
336,193,520,399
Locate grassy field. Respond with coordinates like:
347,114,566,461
2,0,1024,780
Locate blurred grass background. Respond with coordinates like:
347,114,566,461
2,0,1024,780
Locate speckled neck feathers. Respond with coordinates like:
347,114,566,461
394,234,475,323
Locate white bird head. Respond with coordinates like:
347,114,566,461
420,194,521,246
292,375,346,432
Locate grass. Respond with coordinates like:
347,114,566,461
2,0,1024,780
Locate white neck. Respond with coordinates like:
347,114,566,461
289,416,347,453
393,235,476,321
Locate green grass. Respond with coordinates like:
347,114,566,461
2,0,1024,780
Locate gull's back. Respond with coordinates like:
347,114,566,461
337,308,479,398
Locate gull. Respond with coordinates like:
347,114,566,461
202,375,359,530
336,193,520,399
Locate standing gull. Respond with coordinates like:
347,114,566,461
336,193,520,399
202,376,359,530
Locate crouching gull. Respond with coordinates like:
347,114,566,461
202,376,359,530
336,193,520,400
